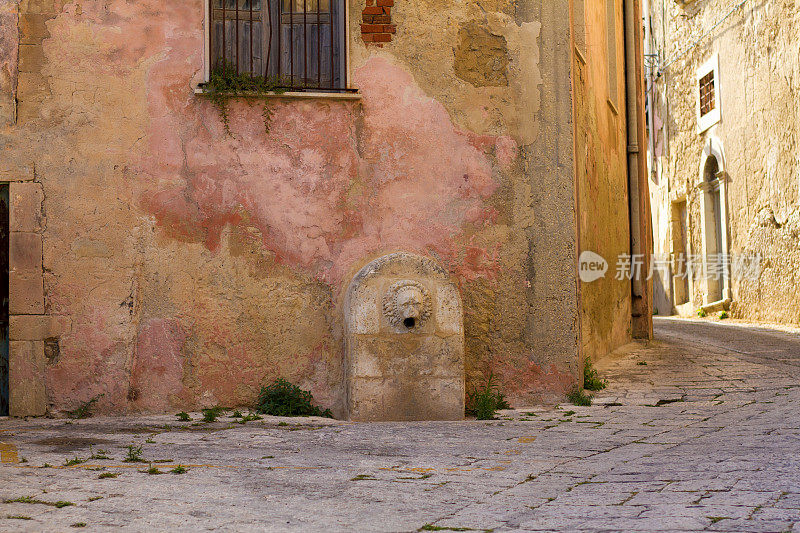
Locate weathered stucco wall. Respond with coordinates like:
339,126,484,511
648,0,800,322
573,0,634,361
2,0,580,416
0,0,16,126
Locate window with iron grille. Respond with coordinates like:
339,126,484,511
210,0,347,91
699,71,715,117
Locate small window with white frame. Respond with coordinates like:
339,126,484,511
696,55,720,133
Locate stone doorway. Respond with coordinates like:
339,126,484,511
671,199,690,307
0,185,9,416
702,155,725,303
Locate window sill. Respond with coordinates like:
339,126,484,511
194,87,361,100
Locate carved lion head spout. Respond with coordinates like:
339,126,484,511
383,280,432,330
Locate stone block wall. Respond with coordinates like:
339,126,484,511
6,177,70,416
647,0,800,322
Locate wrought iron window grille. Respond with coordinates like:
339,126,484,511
209,0,350,92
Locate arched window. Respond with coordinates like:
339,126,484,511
703,156,719,182
210,0,347,91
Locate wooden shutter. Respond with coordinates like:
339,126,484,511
211,0,270,76
269,0,344,89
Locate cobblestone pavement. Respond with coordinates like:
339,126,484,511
1,317,799,532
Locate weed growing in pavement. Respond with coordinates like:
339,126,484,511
123,445,144,463
3,497,74,508
583,359,607,391
65,394,104,419
63,457,85,467
3,496,37,504
202,406,225,422
144,464,163,475
176,412,191,421
89,447,111,460
466,372,510,420
567,388,593,407
97,472,118,479
170,465,188,475
237,412,263,424
256,379,332,417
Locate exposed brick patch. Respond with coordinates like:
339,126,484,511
361,0,395,46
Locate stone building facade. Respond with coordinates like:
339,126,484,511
0,0,649,418
646,0,800,320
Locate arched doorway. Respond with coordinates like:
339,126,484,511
697,137,730,307
702,155,724,303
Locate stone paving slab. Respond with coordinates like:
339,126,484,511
1,317,799,532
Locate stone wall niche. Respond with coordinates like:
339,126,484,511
344,253,464,421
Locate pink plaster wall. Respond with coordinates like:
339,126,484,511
141,55,513,286
5,0,584,416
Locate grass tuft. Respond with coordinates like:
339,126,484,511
5,496,75,508
202,406,225,422
466,372,510,420
89,447,111,460
256,379,332,418
567,388,593,407
65,394,104,419
583,359,607,391
123,445,144,463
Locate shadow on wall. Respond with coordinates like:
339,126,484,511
652,271,672,316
